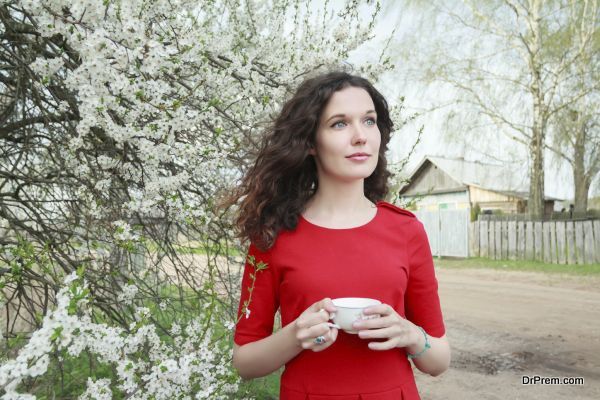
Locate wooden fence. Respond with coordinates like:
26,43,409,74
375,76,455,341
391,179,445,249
415,209,469,257
470,219,600,264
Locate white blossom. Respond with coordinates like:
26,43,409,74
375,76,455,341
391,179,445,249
78,378,113,400
112,220,139,242
0,273,239,399
224,321,235,331
29,57,64,78
117,284,139,304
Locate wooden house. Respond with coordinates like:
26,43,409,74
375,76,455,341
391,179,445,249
399,156,557,216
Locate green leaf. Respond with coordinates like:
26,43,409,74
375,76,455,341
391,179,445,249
50,326,63,342
256,261,268,271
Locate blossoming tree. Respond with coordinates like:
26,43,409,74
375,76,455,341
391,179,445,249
0,0,398,397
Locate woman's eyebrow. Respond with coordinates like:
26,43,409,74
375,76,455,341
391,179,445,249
325,110,377,123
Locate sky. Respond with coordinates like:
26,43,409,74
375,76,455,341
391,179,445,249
342,2,588,202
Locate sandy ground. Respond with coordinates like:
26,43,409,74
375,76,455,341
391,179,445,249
415,266,600,400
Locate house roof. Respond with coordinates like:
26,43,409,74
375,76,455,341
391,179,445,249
400,156,561,201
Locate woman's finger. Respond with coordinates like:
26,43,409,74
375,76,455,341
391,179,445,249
296,310,329,330
311,323,341,352
314,298,337,314
353,315,391,331
366,338,398,351
357,325,397,339
362,303,393,316
305,323,336,352
299,321,330,342
307,309,333,327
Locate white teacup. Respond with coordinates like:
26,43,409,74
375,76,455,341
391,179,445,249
330,297,382,334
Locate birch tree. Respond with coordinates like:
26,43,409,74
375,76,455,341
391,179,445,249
545,0,599,212
394,0,599,218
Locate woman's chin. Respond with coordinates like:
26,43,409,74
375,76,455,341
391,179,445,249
333,172,377,183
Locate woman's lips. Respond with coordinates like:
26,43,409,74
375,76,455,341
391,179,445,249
346,155,369,161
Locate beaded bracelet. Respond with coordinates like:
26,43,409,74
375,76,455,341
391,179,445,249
407,326,431,359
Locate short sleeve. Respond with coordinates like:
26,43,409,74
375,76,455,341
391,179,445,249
404,220,446,338
233,242,280,346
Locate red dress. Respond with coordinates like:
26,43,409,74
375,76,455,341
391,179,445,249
234,201,446,399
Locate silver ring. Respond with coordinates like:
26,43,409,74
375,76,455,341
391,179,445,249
314,335,326,345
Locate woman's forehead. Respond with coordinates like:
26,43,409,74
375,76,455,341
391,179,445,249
322,86,375,118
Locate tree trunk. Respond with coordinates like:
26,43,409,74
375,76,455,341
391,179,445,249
528,0,545,219
573,171,589,213
572,116,589,213
529,124,545,219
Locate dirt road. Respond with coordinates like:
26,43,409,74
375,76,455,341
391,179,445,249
416,266,600,400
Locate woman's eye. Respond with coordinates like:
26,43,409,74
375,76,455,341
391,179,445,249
332,121,346,128
366,118,376,126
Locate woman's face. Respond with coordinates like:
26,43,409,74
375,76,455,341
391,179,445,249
310,86,381,183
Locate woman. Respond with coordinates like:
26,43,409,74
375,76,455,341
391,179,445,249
226,70,450,399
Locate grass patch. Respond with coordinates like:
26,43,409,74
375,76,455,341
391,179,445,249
434,257,600,275
232,369,281,400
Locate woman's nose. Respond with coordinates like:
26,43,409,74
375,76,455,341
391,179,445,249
352,124,367,144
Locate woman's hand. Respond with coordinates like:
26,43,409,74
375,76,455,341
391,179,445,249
352,303,421,351
293,298,339,353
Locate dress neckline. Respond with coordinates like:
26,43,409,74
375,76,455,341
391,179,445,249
299,201,381,231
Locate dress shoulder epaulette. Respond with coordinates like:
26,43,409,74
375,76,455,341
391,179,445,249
377,201,416,218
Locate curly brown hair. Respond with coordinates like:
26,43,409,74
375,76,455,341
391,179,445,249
222,70,393,251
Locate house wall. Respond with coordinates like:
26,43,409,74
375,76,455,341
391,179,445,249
402,191,470,211
477,200,521,213
470,186,513,202
469,186,524,213
400,161,555,215
402,162,464,195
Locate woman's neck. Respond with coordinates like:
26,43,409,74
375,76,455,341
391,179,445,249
303,179,375,221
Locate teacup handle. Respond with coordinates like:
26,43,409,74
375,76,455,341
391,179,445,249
318,308,336,320
319,308,339,329
327,312,340,329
